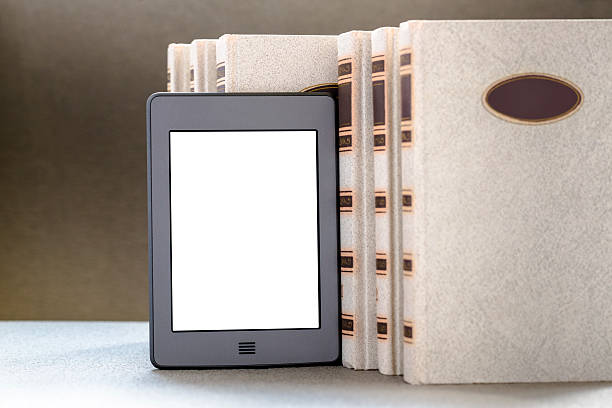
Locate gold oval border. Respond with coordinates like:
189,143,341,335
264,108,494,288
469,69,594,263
300,82,338,93
482,72,583,125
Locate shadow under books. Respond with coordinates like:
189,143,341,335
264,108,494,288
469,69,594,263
151,364,611,405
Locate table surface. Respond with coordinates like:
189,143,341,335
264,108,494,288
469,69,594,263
2,322,611,407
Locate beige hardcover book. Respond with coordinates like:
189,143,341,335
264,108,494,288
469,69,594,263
338,31,378,370
401,19,612,384
167,43,191,92
216,34,373,366
371,27,403,376
215,34,337,93
190,39,217,92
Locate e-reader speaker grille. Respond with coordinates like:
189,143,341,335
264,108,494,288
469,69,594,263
238,341,256,355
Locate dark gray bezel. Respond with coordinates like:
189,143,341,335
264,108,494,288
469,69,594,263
147,93,339,368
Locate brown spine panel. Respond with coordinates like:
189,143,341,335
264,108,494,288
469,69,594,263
340,250,355,274
400,48,413,148
342,313,355,336
372,55,386,153
377,316,389,340
339,190,354,213
403,253,414,277
338,58,353,153
374,190,387,214
403,320,413,344
402,189,413,213
216,62,226,92
375,252,388,276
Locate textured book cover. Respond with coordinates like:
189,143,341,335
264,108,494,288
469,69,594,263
190,39,217,92
167,43,191,92
401,19,612,384
338,31,378,371
371,27,403,376
215,34,337,93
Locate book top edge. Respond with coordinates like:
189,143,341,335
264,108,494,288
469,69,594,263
400,18,612,28
190,39,217,45
218,34,337,40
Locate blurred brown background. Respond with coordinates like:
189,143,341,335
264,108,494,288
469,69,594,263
1,0,611,321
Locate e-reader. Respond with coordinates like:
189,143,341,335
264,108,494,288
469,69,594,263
147,93,339,368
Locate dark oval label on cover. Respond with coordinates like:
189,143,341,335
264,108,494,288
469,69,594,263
483,73,582,124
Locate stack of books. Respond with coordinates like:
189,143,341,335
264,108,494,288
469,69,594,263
165,20,612,384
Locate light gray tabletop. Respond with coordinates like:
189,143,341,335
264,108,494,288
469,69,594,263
2,322,610,407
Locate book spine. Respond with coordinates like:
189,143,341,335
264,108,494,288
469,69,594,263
372,27,403,376
167,44,191,92
215,36,229,92
166,63,170,92
189,45,195,92
338,31,378,370
191,40,217,92
338,48,357,367
204,41,218,92
399,22,417,384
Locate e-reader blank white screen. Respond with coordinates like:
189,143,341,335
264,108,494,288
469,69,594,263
170,131,320,331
